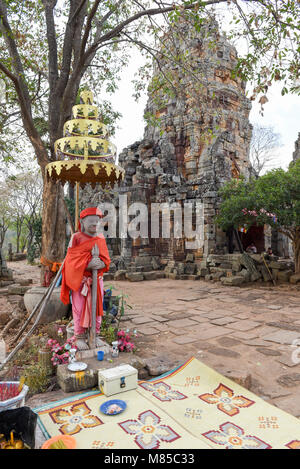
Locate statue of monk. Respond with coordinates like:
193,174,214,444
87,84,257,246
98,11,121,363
60,207,111,350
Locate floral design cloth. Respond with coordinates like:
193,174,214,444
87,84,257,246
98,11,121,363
36,357,300,449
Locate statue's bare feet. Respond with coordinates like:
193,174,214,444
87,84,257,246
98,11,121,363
76,334,89,351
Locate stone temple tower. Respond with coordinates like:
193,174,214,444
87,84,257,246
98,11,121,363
88,17,253,273
293,133,300,161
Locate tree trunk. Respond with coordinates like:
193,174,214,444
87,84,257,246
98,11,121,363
41,174,66,284
293,235,300,274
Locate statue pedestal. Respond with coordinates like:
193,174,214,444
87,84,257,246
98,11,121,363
57,354,132,393
76,342,110,361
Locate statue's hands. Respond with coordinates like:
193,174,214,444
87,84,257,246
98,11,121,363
87,258,105,270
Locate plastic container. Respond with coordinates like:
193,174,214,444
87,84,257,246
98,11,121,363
41,435,77,449
0,381,29,412
0,406,37,449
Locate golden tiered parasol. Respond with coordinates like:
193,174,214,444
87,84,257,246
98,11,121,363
46,89,125,229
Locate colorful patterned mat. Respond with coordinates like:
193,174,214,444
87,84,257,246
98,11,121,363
35,357,300,449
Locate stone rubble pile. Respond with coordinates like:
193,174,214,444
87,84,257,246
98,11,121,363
104,253,299,287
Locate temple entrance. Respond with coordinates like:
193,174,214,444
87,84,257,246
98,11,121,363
240,224,265,253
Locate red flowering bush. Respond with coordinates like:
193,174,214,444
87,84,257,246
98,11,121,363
117,329,137,352
47,336,77,365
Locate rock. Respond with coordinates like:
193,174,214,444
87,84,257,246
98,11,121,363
151,258,160,270
184,263,196,274
198,268,209,277
7,284,31,295
167,272,178,280
207,347,240,358
269,261,288,270
12,253,27,261
256,348,282,356
129,356,147,371
221,275,245,286
137,368,150,380
145,357,177,376
211,271,226,280
250,254,264,264
205,274,213,281
219,368,252,390
126,272,144,282
7,295,23,307
219,263,232,270
114,270,127,280
277,270,293,282
179,274,190,280
250,271,261,282
232,262,242,272
0,280,14,287
176,262,185,275
217,337,241,347
240,269,251,282
24,286,69,324
277,373,300,388
155,271,165,279
109,262,117,273
260,265,271,282
266,321,300,333
290,274,300,284
187,275,200,280
18,279,33,286
0,312,10,325
143,271,160,281
271,268,279,280
103,273,114,281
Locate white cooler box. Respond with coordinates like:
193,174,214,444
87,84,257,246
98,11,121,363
98,364,138,396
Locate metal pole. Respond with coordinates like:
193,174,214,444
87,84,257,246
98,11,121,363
75,182,79,231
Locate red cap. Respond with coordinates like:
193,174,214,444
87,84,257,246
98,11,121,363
78,207,103,232
79,207,103,219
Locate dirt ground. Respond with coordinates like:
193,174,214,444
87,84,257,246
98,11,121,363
1,260,300,420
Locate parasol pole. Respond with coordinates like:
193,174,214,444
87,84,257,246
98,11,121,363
75,182,79,231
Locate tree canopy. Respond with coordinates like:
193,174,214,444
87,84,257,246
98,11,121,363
215,159,300,272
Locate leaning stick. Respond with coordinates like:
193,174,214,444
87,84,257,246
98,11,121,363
0,261,64,371
261,254,276,286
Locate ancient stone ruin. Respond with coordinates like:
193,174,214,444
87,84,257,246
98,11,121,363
293,133,300,161
0,248,13,287
84,18,294,286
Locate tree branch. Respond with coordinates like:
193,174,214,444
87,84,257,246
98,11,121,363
42,0,59,89
0,1,49,167
82,1,225,63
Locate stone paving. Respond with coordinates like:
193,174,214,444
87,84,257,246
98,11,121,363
107,278,300,419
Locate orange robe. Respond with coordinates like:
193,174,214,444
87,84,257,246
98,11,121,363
60,233,110,319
